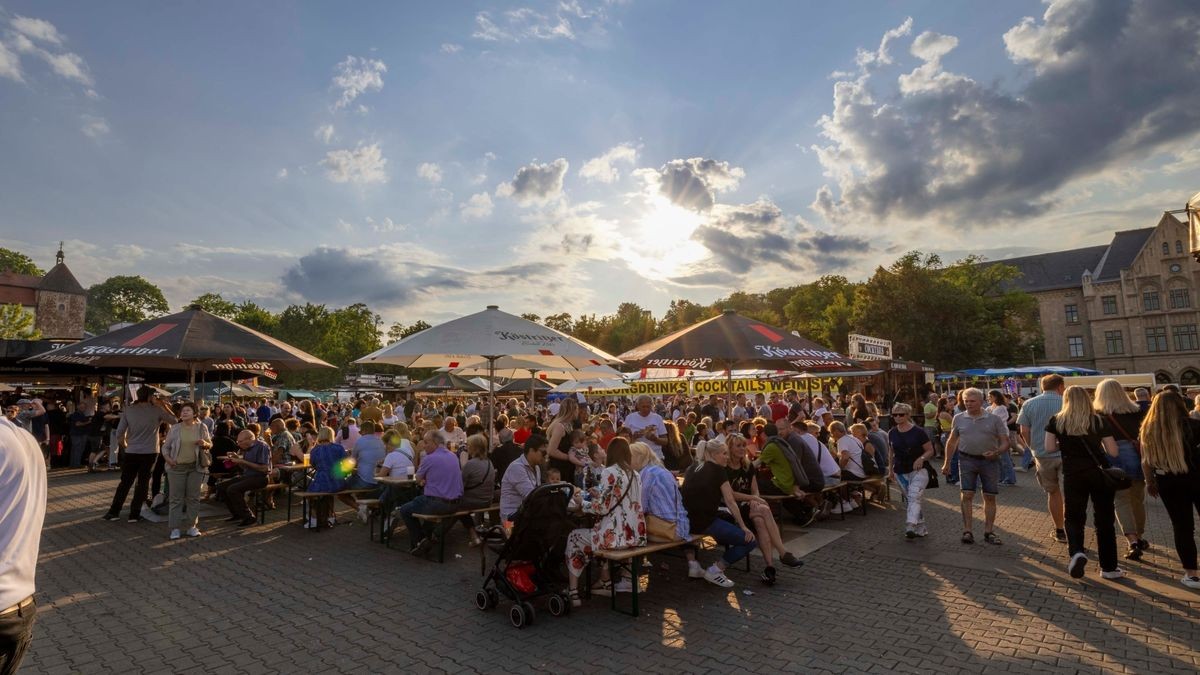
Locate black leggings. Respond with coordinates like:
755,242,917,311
1156,470,1200,570
1063,468,1118,572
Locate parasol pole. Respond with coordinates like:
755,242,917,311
529,368,537,411
725,361,733,422
487,356,497,450
188,363,196,403
125,368,132,405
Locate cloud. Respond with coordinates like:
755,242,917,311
496,158,569,205
80,114,109,138
276,168,288,179
579,143,638,183
321,143,388,184
812,1,1200,227
0,39,22,81
460,192,494,219
38,49,91,85
471,2,617,43
314,124,335,144
853,16,912,70
690,199,871,276
638,158,745,211
113,244,147,260
281,245,560,310
10,15,63,45
440,43,463,54
417,162,443,184
335,218,354,233
366,216,402,233
331,56,386,110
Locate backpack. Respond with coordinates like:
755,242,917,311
765,436,809,489
848,436,882,476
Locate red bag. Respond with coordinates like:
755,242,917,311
505,562,537,595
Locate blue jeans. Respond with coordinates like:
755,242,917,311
398,495,459,548
704,517,754,566
999,448,1017,484
69,434,89,468
947,449,960,483
1021,445,1034,470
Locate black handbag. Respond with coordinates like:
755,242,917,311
924,462,940,489
1083,418,1131,490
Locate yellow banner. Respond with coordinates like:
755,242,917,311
584,377,845,397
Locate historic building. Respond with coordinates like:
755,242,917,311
990,212,1199,385
0,246,87,340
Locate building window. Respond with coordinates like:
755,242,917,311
1067,336,1084,358
1169,288,1191,309
1156,371,1172,384
1143,290,1161,311
1111,369,1127,375
1163,242,1170,255
1177,240,1184,254
1064,304,1079,324
1101,295,1118,315
1104,330,1124,355
1173,324,1199,351
1182,369,1200,386
1146,326,1168,352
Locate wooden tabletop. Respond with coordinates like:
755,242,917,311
376,476,417,486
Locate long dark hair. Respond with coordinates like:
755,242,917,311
606,437,632,471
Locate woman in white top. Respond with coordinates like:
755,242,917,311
378,426,416,478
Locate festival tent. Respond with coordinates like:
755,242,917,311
22,306,334,400
355,305,620,436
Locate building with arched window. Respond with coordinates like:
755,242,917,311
983,211,1199,384
0,246,87,340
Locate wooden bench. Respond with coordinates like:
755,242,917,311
592,536,706,617
411,505,500,562
293,489,378,528
838,475,890,515
357,498,383,541
249,483,290,524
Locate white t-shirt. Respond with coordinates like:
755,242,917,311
548,401,561,416
0,417,47,608
836,435,866,479
987,404,1009,423
445,427,468,450
381,440,416,477
804,434,842,479
624,411,667,458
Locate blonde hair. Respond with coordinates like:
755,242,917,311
890,403,912,415
1054,386,1096,436
696,438,727,464
828,421,846,436
465,433,488,460
393,421,412,440
961,387,984,402
1140,391,1189,474
629,441,662,470
1092,379,1139,415
849,423,868,436
317,425,336,443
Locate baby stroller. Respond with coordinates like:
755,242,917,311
474,482,576,628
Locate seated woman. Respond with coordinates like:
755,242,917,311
630,441,689,543
377,427,417,523
306,426,348,529
681,439,757,589
459,433,496,546
564,438,646,607
830,421,868,510
724,433,804,584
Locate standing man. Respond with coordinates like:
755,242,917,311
923,393,941,457
623,395,667,460
942,388,1009,545
0,414,46,675
1016,374,1067,543
103,388,177,523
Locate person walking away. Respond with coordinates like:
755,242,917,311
162,401,213,540
1092,379,1149,560
1044,386,1124,580
942,388,1009,545
1139,391,1200,589
0,414,47,675
986,390,1018,486
1017,374,1067,543
888,404,935,539
103,388,178,523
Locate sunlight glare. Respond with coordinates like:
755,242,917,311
624,196,710,280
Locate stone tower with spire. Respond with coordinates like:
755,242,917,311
34,243,87,339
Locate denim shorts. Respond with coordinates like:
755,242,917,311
958,454,999,495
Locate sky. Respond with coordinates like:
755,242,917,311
1,0,1198,328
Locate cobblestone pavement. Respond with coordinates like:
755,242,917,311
18,466,1200,675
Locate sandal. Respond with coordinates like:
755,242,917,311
961,531,974,544
569,589,581,608
983,532,1002,545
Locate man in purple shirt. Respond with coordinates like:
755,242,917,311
398,430,464,555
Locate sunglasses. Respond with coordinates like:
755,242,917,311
891,413,908,418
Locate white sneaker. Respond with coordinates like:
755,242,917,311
304,517,318,529
1181,575,1200,589
840,500,857,512
327,517,337,528
169,529,181,540
357,505,369,523
185,527,201,537
613,578,634,593
688,562,705,579
1068,552,1088,579
703,567,734,588
1101,568,1126,580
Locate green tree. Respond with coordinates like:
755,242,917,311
0,304,41,339
387,320,431,343
600,302,659,355
233,302,278,334
519,313,541,324
326,303,382,368
783,275,859,346
0,248,43,276
85,275,170,333
543,312,574,334
189,292,237,318
660,299,711,333
711,291,782,325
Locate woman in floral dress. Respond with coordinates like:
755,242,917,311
564,437,646,607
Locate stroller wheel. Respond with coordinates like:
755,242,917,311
547,593,567,617
486,588,499,608
521,601,536,626
475,590,491,611
509,604,528,629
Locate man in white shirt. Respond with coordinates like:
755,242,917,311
0,415,47,674
624,395,668,459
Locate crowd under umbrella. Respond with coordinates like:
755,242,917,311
22,305,335,401
618,308,861,415
355,305,621,442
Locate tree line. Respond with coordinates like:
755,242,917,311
1,246,1043,383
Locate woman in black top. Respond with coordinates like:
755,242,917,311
681,439,756,589
723,434,801,584
546,396,580,485
1092,378,1149,559
1140,391,1200,589
1045,386,1122,581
